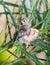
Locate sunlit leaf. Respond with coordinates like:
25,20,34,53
0,30,5,46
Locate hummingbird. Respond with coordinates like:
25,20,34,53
14,18,39,46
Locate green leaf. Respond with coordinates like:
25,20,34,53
39,29,48,35
23,0,29,17
0,1,20,7
0,30,5,46
45,9,50,22
16,41,22,57
0,39,14,53
46,52,50,65
44,0,48,10
22,48,44,65
36,10,42,22
24,5,29,17
1,3,17,28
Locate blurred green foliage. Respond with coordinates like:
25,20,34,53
0,0,50,65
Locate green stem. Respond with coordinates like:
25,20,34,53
0,12,25,15
1,3,17,28
0,1,20,7
22,48,44,65
7,49,18,58
33,21,43,28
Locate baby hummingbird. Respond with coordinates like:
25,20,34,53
14,18,39,46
